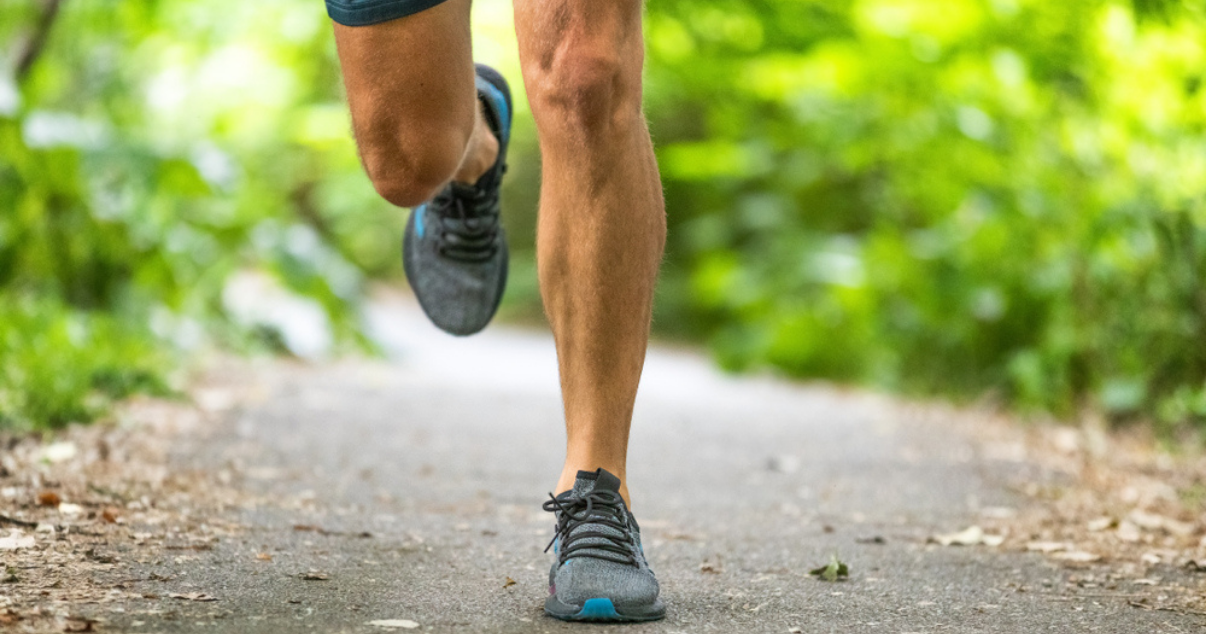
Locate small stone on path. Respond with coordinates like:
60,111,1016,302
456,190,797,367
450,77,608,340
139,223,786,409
368,619,420,629
0,530,34,550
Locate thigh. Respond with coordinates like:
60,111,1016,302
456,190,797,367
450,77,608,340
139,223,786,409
331,0,476,167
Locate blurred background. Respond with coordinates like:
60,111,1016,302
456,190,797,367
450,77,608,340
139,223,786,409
1,0,1204,437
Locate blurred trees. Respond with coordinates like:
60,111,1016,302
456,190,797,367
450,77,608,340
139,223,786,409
643,0,1206,432
1,0,1204,432
1,0,381,428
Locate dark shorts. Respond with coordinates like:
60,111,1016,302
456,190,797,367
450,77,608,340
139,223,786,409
325,0,449,26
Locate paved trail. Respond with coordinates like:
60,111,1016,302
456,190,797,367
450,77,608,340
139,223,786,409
125,300,1201,633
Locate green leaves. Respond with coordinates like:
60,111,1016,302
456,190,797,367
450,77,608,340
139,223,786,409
3,0,1205,432
643,0,1206,431
809,554,850,582
0,298,170,431
0,0,374,429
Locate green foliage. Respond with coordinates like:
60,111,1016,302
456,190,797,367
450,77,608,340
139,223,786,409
0,298,169,431
0,0,383,428
637,0,1206,431
809,554,850,582
3,0,1205,434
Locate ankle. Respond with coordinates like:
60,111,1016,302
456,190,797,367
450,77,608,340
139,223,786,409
556,464,632,508
451,102,499,185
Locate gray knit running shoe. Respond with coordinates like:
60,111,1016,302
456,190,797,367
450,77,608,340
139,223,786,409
402,64,511,336
542,469,665,622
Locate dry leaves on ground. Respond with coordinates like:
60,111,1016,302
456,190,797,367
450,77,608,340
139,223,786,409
0,360,259,631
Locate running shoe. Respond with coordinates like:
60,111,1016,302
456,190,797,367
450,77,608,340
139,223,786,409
403,63,512,336
542,469,665,622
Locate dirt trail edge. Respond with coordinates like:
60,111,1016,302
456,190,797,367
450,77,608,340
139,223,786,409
3,297,1204,633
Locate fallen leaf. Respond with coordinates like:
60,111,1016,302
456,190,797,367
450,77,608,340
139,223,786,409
699,562,722,574
1026,541,1069,553
1127,510,1194,537
503,577,516,588
169,592,217,602
256,552,273,561
58,503,83,516
101,508,120,523
1116,521,1142,542
789,628,803,634
300,571,329,581
63,617,97,632
40,442,77,463
1052,551,1101,563
809,554,849,582
37,491,61,507
932,526,1004,547
982,534,1006,547
0,530,35,551
367,619,420,629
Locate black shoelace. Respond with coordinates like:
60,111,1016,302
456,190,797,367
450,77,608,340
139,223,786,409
543,490,638,567
432,182,500,262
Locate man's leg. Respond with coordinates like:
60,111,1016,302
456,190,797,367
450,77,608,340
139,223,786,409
333,0,513,336
514,0,665,506
331,0,496,207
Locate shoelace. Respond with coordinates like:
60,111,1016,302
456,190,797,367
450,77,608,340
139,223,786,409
431,182,500,262
542,490,638,567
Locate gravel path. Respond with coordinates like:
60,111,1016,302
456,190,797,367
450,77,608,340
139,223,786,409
100,299,1204,633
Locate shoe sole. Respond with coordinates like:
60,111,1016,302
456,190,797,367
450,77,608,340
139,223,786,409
544,596,666,622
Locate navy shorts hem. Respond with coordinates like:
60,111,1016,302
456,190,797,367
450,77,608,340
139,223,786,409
326,0,450,26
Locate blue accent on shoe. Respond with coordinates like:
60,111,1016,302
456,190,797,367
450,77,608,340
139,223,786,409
478,81,510,145
414,204,426,238
577,598,620,619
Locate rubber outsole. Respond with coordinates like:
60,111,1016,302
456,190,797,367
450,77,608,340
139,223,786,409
544,596,666,622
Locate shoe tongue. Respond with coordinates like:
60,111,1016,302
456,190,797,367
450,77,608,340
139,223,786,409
571,468,622,497
449,181,479,198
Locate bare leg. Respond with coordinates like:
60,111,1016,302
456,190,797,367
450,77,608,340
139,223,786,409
514,0,665,505
331,0,496,207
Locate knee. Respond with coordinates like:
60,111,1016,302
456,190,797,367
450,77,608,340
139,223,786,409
361,137,461,208
349,95,470,208
524,33,642,140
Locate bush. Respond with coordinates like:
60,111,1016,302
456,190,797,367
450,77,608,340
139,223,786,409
0,298,168,430
641,0,1206,430
0,0,382,428
4,0,1205,435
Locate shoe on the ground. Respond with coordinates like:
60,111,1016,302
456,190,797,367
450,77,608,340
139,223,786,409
542,468,665,622
403,63,512,336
